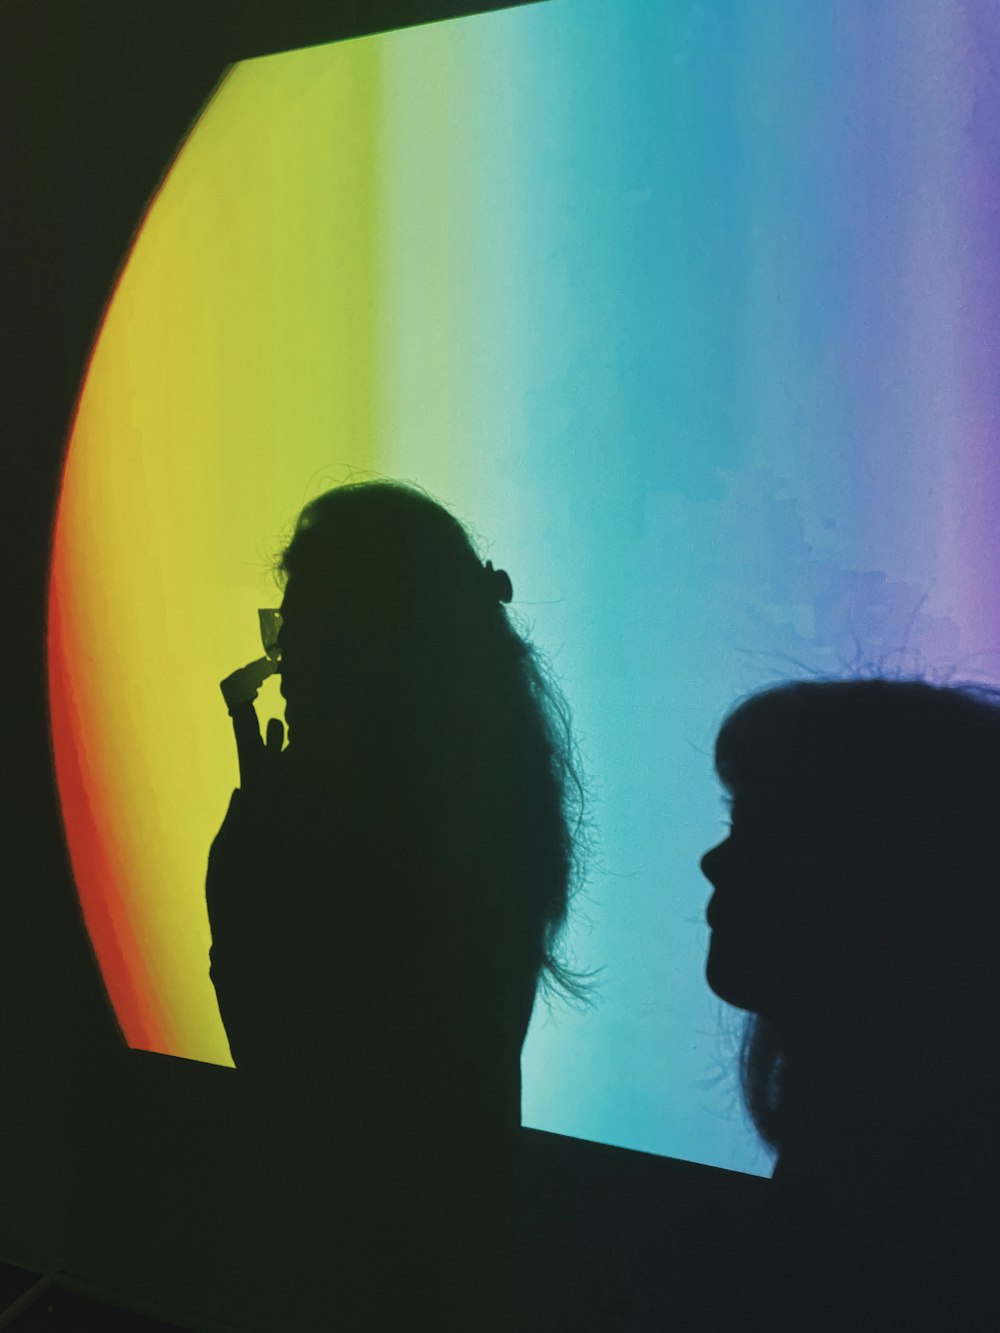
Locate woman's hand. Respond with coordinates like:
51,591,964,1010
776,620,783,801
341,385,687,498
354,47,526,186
229,701,285,792
220,656,277,712
220,656,284,791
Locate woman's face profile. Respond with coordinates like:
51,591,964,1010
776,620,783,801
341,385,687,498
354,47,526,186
276,585,303,740
275,579,361,743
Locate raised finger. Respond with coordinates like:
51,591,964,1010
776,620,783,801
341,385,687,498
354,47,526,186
265,717,285,753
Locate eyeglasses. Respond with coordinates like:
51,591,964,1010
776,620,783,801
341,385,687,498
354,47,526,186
258,608,283,662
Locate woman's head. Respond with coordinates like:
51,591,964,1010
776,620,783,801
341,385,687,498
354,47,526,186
273,480,587,1014
701,677,1000,1147
277,483,500,739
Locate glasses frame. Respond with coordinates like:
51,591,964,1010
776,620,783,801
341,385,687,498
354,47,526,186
258,608,283,661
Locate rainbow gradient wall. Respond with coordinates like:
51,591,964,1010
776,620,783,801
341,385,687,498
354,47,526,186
48,0,1000,1176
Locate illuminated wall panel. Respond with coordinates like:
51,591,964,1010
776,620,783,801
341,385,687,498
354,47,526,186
48,1,1000,1174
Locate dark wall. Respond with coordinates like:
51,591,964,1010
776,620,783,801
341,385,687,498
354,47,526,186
48,1050,769,1331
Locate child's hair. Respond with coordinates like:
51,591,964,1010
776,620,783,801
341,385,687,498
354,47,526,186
713,676,1000,1150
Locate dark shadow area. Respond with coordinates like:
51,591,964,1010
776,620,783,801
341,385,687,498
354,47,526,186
4,1283,231,1333
12,1049,768,1331
702,677,1000,1330
0,1262,46,1312
515,1126,768,1333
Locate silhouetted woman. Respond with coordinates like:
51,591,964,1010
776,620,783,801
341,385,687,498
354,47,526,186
701,678,1000,1331
206,480,584,1331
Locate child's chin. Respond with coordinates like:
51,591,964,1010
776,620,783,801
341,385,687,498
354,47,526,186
705,937,759,1013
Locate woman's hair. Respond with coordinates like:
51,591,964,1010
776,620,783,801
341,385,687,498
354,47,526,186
274,479,589,1005
713,677,1000,1152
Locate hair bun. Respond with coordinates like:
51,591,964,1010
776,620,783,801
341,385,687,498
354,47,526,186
484,560,514,604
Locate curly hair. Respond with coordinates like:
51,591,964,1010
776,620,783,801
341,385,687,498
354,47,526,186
274,479,590,1008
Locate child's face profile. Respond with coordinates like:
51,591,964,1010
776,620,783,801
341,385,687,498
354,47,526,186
701,784,819,1019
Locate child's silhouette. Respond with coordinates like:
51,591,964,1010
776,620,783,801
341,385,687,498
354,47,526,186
701,678,1000,1330
205,481,584,1330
